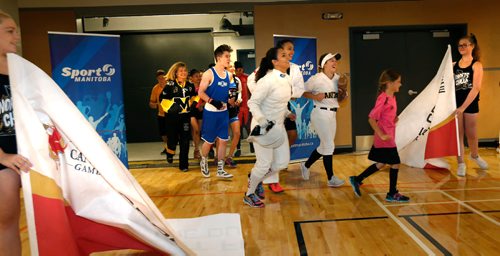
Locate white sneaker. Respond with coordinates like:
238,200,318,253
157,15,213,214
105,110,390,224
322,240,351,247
217,169,233,179
327,176,345,187
470,155,489,170
216,160,233,179
300,162,310,180
200,157,210,178
457,163,466,177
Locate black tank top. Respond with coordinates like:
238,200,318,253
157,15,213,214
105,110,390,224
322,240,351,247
453,59,479,108
0,74,17,169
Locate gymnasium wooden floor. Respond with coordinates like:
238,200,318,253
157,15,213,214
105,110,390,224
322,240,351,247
20,148,499,255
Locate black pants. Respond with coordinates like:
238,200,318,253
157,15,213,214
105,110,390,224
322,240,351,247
165,113,191,170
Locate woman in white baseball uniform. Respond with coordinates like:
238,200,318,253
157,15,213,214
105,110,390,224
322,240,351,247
247,39,305,193
243,47,294,207
300,53,346,187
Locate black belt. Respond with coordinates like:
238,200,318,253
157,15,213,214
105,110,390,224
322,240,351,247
314,106,337,112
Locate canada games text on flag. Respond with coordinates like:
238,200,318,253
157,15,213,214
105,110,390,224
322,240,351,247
395,45,460,169
8,53,244,255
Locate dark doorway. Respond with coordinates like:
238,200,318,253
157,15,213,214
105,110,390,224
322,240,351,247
236,49,256,74
119,31,214,142
349,24,466,150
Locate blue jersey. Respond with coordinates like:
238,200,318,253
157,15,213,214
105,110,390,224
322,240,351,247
206,67,229,103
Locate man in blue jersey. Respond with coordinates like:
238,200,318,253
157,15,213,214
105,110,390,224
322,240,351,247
198,45,234,179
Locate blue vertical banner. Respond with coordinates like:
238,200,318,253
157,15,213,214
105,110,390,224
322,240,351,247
273,35,318,161
48,32,128,167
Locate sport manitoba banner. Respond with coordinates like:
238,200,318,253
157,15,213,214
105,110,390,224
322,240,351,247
396,46,459,169
48,32,128,167
9,53,244,255
273,35,318,161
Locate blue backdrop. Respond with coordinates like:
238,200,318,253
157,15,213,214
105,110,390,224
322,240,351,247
274,35,319,161
48,32,128,167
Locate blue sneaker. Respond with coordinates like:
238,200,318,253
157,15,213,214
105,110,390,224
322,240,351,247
255,182,265,200
243,193,264,208
385,192,410,203
349,176,362,197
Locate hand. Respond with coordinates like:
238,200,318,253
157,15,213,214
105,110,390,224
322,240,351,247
288,113,297,121
455,106,465,116
228,98,236,107
315,93,325,101
338,88,347,102
0,152,32,174
209,99,224,110
338,73,349,90
379,134,392,141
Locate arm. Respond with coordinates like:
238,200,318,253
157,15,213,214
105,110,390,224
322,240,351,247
149,86,158,109
198,71,212,103
291,65,305,98
368,118,390,141
456,61,483,114
247,70,257,94
247,78,271,126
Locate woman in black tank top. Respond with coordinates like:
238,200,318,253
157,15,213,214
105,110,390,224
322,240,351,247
0,11,33,255
454,34,489,177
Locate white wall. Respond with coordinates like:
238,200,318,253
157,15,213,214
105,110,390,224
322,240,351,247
84,12,255,64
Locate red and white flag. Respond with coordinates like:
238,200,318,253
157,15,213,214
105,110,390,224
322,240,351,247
9,53,244,255
396,46,460,169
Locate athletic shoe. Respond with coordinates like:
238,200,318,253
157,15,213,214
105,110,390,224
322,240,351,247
457,163,466,177
225,157,237,168
300,162,310,180
166,153,173,164
234,149,241,157
327,176,345,187
385,192,410,203
255,182,265,200
243,193,264,208
216,169,233,179
470,155,489,170
200,157,210,178
269,183,284,193
349,176,362,197
180,168,188,172
161,149,167,155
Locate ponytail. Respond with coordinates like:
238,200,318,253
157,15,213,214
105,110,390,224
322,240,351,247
460,33,481,61
255,47,279,82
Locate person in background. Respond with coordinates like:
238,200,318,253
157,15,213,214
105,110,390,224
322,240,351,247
149,69,168,155
453,33,489,176
198,45,234,179
349,69,410,203
189,69,203,160
225,65,242,168
0,10,34,255
159,62,195,172
234,61,251,157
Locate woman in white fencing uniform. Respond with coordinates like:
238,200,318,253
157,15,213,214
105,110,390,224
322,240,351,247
247,39,305,193
243,47,294,207
300,53,347,187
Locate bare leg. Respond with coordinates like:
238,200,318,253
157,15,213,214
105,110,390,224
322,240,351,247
287,129,298,146
464,113,479,158
456,112,465,163
0,169,21,256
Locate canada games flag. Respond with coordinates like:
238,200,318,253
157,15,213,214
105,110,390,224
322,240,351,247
396,46,460,169
8,53,245,255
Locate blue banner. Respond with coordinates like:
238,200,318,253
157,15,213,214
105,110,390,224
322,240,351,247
274,35,318,161
48,32,128,167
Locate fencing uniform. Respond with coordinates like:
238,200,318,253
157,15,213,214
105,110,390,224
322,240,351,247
246,69,292,196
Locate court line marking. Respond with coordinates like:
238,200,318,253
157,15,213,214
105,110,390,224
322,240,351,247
403,216,452,256
439,190,500,226
384,198,500,207
369,194,435,256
